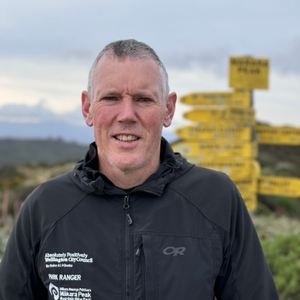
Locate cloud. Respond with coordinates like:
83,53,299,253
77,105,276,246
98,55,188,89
0,57,88,112
162,38,300,78
162,46,231,78
1,0,300,81
0,102,85,126
0,102,92,144
59,49,94,61
272,38,300,75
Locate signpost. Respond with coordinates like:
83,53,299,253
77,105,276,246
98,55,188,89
258,176,300,197
256,125,300,145
175,124,253,141
229,57,269,89
172,55,299,210
180,91,251,107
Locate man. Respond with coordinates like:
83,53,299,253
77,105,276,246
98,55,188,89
0,39,278,299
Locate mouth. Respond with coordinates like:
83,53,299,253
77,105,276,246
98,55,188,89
114,135,140,142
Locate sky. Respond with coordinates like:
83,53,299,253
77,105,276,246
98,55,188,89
0,0,300,143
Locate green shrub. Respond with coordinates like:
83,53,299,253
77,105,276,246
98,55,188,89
275,196,300,218
255,201,273,216
257,195,300,218
0,228,10,262
261,234,300,300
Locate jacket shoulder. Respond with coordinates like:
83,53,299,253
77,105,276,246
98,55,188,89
20,172,88,245
168,165,244,232
0,172,88,298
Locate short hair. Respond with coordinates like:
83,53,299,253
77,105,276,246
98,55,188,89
87,39,169,100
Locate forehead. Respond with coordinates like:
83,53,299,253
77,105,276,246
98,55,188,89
93,56,163,95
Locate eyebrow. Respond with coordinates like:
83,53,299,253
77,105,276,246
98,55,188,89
96,90,160,99
132,92,159,98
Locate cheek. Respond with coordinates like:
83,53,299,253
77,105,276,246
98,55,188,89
144,108,165,128
92,108,113,128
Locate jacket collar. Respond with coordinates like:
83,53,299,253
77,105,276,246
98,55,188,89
70,137,192,196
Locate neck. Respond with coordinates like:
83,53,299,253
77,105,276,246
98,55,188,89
98,156,161,190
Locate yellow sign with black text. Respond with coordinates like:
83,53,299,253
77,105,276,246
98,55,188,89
175,124,253,141
183,107,255,125
256,125,300,145
229,57,269,89
180,91,251,107
186,158,260,178
258,176,300,197
233,177,258,193
172,141,257,158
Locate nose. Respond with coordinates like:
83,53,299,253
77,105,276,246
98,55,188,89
117,98,137,123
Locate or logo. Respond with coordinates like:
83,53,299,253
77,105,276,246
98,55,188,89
49,283,60,300
163,246,186,256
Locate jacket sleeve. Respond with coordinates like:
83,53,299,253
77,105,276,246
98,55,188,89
0,188,48,300
214,185,279,299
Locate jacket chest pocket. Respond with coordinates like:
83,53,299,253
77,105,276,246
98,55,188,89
133,234,217,300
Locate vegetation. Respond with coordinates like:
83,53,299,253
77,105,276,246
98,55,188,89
0,161,75,260
258,144,300,178
0,138,88,167
261,234,300,300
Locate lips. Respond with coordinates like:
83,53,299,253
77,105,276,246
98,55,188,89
114,135,139,142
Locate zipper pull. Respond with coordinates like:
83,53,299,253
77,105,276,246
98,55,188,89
123,196,130,210
135,248,140,257
126,213,133,226
126,214,133,225
135,242,143,256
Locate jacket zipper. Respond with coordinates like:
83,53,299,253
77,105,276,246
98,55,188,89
135,241,146,299
123,195,132,300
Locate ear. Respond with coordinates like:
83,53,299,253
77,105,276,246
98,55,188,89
163,92,177,128
82,91,93,127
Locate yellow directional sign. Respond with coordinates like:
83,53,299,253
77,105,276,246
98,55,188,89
197,160,252,178
183,107,255,125
180,91,251,107
240,192,257,211
175,124,253,141
258,176,300,197
185,158,259,178
229,57,269,90
256,125,300,145
172,141,257,158
233,177,258,193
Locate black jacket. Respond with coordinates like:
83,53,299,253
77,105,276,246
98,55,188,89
0,138,278,299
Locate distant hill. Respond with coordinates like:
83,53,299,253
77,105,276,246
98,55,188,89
0,138,89,167
0,132,176,168
1,138,299,177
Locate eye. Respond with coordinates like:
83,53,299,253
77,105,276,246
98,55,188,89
139,98,151,102
104,96,117,101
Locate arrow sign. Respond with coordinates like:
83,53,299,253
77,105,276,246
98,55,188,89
233,177,258,193
180,91,251,107
175,124,253,141
186,158,260,178
256,125,300,145
183,107,255,125
172,141,257,158
258,176,300,197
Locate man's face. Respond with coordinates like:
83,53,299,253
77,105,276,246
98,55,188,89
82,56,176,175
